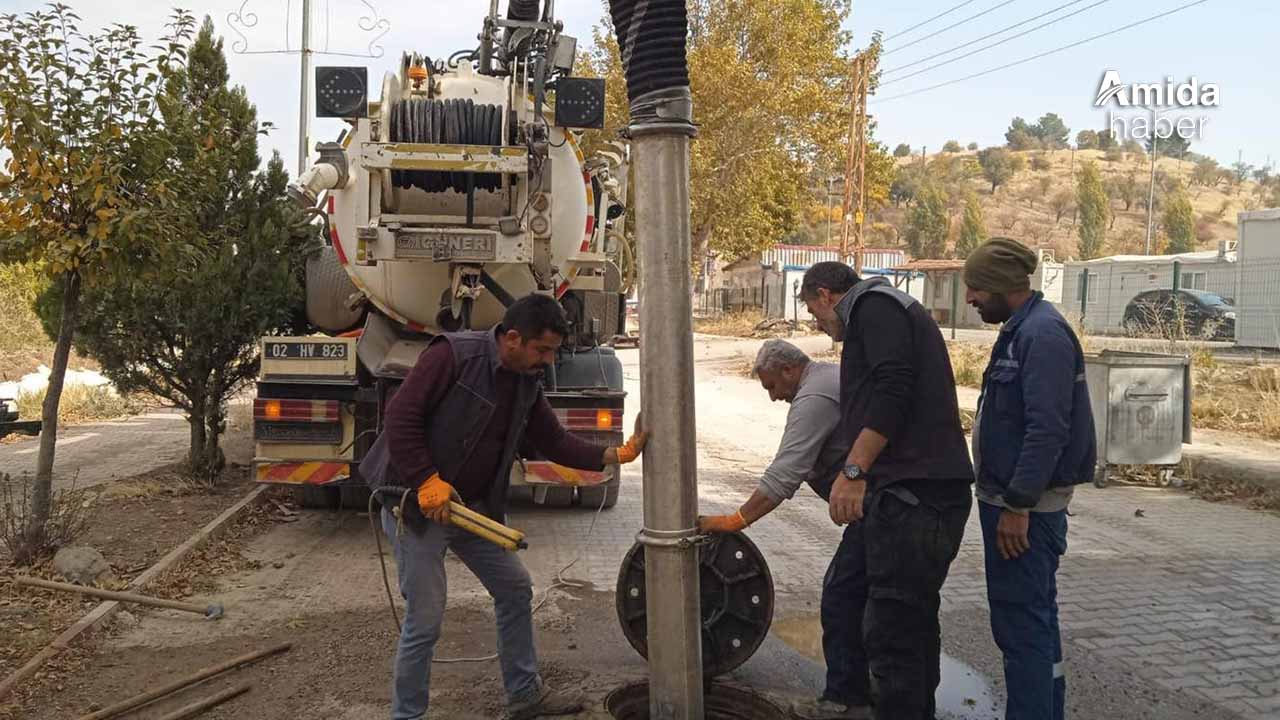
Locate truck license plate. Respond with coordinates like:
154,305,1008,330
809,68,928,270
265,341,349,360
395,231,497,261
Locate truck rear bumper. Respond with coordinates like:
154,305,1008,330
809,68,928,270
516,460,618,487
254,461,351,485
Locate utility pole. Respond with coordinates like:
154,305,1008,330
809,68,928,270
297,0,314,177
227,0,388,177
839,52,872,273
1145,110,1159,255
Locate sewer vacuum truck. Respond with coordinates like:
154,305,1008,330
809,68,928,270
251,0,631,509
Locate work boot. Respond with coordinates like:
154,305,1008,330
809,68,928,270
503,682,584,720
791,696,871,720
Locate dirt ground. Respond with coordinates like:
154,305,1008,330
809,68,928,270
0,464,285,720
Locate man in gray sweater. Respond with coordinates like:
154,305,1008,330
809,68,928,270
698,339,868,720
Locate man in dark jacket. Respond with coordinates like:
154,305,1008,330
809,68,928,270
964,239,1096,720
361,295,646,720
801,262,974,720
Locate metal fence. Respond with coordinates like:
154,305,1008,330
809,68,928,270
1236,257,1280,349
1060,257,1280,348
694,281,787,318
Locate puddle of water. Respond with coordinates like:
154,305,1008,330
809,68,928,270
772,616,1000,719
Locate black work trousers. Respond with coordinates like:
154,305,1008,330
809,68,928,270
824,478,972,720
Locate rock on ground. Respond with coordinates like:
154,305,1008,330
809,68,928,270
52,546,112,585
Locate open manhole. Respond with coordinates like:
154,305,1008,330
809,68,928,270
615,531,774,676
606,681,785,720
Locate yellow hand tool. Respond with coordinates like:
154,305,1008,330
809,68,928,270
374,486,528,551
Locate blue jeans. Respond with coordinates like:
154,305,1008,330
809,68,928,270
979,501,1068,720
382,508,541,720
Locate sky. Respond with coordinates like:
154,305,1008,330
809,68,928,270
5,0,1276,173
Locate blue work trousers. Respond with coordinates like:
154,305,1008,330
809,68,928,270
980,501,1068,720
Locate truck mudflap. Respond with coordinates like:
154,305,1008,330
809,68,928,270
255,461,350,485
521,460,613,486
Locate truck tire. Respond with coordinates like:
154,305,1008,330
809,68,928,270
536,486,574,507
294,484,341,509
339,484,372,510
578,483,619,510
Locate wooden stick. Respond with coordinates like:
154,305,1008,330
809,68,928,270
154,683,251,720
15,577,221,618
76,643,290,720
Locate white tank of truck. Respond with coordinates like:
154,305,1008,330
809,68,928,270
299,53,628,338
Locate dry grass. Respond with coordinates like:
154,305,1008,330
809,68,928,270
15,383,146,425
1190,362,1280,441
0,263,99,381
1,474,96,567
693,310,818,339
947,342,989,388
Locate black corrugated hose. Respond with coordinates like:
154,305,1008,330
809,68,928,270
388,98,504,193
607,0,691,110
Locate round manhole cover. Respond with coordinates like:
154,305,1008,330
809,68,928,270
615,532,774,677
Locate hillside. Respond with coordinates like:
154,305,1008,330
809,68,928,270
871,148,1270,261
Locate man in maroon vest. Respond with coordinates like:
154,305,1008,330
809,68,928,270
362,294,646,720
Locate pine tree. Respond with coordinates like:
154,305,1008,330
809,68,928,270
62,18,316,482
1076,161,1109,259
1163,182,1196,254
956,193,988,258
906,184,950,259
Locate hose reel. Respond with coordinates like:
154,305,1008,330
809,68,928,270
387,97,506,194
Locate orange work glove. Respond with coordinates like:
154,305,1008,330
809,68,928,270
614,432,647,464
697,511,748,534
417,474,456,525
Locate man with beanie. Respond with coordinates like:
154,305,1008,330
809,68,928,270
964,238,1096,720
800,262,974,720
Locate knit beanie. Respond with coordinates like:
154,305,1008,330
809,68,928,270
963,238,1038,293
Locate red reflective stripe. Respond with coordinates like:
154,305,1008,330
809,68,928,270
555,281,570,299
267,463,298,481
328,197,349,265
308,463,345,485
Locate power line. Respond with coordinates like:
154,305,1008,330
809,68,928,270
882,0,1112,86
883,0,981,42
882,0,1093,75
883,0,1023,57
872,0,1213,104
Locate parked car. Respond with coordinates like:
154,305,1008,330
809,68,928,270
0,396,17,424
0,395,41,440
1122,289,1236,340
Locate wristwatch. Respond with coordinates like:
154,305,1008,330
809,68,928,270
842,463,865,482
